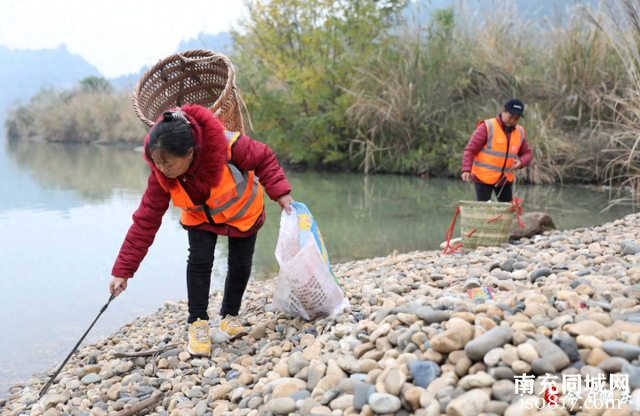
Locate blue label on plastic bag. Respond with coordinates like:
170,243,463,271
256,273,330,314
291,202,343,290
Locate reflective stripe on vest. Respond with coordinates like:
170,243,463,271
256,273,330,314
225,131,240,160
470,118,523,186
158,131,264,232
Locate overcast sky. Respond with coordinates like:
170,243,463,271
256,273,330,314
0,0,247,78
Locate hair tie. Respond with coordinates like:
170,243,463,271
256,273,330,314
162,110,191,125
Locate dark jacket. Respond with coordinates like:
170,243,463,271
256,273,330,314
112,104,291,278
461,114,533,184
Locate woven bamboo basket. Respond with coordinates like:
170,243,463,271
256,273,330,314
132,49,249,133
459,201,514,252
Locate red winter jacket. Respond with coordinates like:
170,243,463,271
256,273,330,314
112,105,291,279
461,114,533,184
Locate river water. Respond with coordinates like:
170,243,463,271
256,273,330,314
0,136,634,396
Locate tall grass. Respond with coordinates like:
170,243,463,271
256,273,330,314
344,0,626,184
578,0,640,206
345,6,476,174
6,80,147,144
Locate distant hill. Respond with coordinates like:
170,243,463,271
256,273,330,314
0,44,101,112
177,32,233,54
108,67,149,92
110,32,234,91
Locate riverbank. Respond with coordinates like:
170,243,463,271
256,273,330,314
5,214,640,416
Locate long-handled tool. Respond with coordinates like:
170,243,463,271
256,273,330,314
494,166,516,201
39,288,118,398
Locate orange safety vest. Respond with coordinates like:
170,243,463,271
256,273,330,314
158,131,264,232
471,118,523,185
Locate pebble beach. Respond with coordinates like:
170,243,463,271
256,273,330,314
6,214,640,416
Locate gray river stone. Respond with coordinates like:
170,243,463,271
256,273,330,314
624,244,640,255
463,278,481,290
529,268,552,281
531,358,556,376
598,357,629,374
288,359,310,376
81,373,101,385
553,336,580,362
353,383,373,410
464,326,513,361
501,259,516,272
587,301,611,311
570,279,589,289
535,339,570,371
602,340,640,361
491,269,509,280
410,361,441,388
512,261,530,270
623,364,640,390
416,309,450,324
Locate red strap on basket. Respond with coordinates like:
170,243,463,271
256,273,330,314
511,196,525,228
467,228,477,238
486,214,503,223
443,206,464,255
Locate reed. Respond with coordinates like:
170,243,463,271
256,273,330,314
6,80,147,144
344,0,625,183
578,0,640,207
345,6,473,174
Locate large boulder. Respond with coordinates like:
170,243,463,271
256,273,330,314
511,212,555,240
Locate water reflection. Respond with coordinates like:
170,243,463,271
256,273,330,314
0,138,635,397
4,139,148,203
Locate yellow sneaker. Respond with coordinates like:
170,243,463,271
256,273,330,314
220,315,248,340
187,319,211,356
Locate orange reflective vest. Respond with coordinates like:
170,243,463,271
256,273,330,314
471,118,523,185
158,131,264,232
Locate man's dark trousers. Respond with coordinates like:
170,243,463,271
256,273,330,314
475,182,512,203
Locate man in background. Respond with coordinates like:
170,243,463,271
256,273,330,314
461,98,533,202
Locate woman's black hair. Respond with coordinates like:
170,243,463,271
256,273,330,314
145,111,195,162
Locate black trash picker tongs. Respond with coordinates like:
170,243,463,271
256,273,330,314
39,288,119,398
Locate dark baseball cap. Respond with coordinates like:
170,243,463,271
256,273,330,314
504,98,525,117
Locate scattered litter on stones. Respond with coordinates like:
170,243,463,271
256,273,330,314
5,214,640,415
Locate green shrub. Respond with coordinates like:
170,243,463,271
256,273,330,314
231,0,409,164
6,77,147,144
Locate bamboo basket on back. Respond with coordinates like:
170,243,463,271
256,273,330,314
132,49,249,133
459,201,514,252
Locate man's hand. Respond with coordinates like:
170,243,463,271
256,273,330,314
109,277,128,297
462,172,471,182
513,159,522,170
277,194,294,215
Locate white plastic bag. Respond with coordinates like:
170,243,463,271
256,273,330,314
272,202,349,320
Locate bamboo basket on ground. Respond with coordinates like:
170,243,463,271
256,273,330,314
132,49,249,133
459,201,514,252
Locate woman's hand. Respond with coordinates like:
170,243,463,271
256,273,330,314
462,172,471,182
512,159,522,170
109,277,128,297
277,194,294,215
